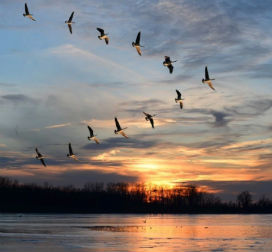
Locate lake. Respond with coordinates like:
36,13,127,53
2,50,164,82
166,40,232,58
0,214,271,251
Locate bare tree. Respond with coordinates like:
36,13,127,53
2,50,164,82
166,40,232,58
237,191,252,208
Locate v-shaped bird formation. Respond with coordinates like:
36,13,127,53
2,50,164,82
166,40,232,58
19,3,219,166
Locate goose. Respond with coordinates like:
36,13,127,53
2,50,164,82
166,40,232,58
87,126,100,144
23,3,36,21
67,143,78,161
202,66,215,90
132,32,143,56
114,117,128,138
35,148,46,167
163,56,177,74
96,28,109,45
175,89,184,109
143,112,156,129
65,12,75,34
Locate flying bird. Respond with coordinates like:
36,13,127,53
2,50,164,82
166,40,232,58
163,56,177,74
23,3,36,21
175,89,184,109
114,117,128,138
65,12,75,34
67,143,78,161
202,66,215,90
87,126,100,144
132,32,143,56
143,112,156,129
96,28,109,45
35,148,46,167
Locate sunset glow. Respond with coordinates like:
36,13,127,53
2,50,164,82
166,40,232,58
0,0,271,200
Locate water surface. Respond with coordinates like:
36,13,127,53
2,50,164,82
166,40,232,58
0,214,271,251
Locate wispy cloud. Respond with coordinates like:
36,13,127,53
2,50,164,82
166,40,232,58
0,0,272,199
45,123,71,129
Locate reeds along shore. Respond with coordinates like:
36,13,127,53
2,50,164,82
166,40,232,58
0,176,271,213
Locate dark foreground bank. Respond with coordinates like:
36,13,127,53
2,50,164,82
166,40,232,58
1,176,272,213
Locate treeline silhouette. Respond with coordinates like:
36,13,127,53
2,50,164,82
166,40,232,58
0,176,272,213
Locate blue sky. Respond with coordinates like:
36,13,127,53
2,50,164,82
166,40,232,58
0,0,272,200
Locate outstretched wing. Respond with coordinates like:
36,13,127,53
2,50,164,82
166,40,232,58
164,56,170,63
136,46,142,56
93,137,100,144
40,158,46,167
176,89,181,99
88,126,94,137
68,11,74,22
143,112,148,117
205,66,210,80
150,118,154,128
121,131,128,138
35,148,41,157
68,24,72,34
136,32,141,44
168,64,173,74
115,117,121,131
25,3,29,15
208,81,215,91
105,37,109,45
69,143,73,155
180,101,183,110
96,27,104,35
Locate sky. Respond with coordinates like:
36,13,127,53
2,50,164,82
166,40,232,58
0,0,272,200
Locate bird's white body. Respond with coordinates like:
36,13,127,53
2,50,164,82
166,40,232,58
99,35,108,40
68,154,78,161
24,14,35,21
175,98,183,103
203,80,215,90
116,130,124,135
132,44,142,56
36,156,44,160
88,136,100,144
176,99,183,109
115,129,128,138
163,62,171,66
